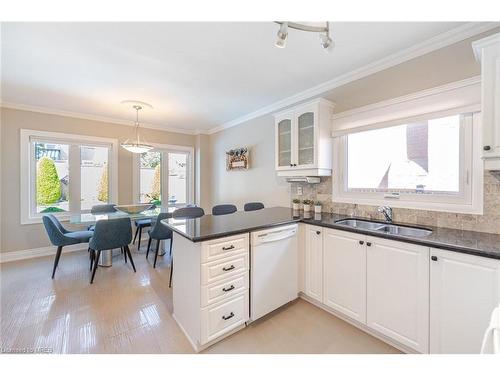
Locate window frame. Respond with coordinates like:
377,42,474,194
20,129,119,224
332,111,483,214
132,142,195,208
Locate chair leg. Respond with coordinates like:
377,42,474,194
125,245,136,272
146,237,152,259
90,250,101,284
89,249,94,271
154,239,160,268
51,246,63,279
137,227,143,251
123,246,127,263
169,258,173,288
132,226,139,244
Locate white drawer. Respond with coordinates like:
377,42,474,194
201,273,249,307
200,291,249,345
201,234,249,263
201,253,248,285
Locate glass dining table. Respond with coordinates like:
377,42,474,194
70,206,176,266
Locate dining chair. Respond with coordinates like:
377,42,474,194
42,214,94,279
244,202,265,211
169,206,205,287
146,212,173,268
88,204,117,231
133,218,153,251
172,206,205,219
212,204,237,216
89,217,135,284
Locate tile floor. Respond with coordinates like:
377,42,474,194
1,244,400,354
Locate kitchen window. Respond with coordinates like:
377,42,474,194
133,144,194,208
333,112,483,214
20,130,118,224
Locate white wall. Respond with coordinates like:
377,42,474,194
209,114,291,210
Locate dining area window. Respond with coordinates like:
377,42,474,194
20,130,118,224
134,146,193,208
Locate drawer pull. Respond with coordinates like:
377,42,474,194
222,285,235,292
222,312,235,321
359,240,364,245
222,265,235,272
222,245,235,251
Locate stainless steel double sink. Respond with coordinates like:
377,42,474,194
334,219,432,238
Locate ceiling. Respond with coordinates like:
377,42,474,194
0,22,487,133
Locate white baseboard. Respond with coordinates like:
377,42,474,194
0,243,88,263
0,235,153,264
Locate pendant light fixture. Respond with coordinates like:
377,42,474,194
274,22,334,52
121,100,154,154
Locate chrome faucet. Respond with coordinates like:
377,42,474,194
378,206,393,222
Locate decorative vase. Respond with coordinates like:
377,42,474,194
314,205,322,214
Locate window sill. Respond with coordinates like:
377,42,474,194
332,195,483,215
21,214,71,225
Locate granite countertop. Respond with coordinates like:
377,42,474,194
162,206,500,260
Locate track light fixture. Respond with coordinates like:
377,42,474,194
275,22,288,48
274,22,334,52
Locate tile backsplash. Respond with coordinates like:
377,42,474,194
291,171,500,234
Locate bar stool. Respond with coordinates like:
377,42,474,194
212,204,237,215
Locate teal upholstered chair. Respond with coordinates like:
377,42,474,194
42,214,93,279
146,212,173,269
244,202,264,211
89,217,135,284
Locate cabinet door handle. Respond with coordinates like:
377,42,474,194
222,245,235,251
316,231,321,235
431,256,438,261
222,312,235,320
222,265,235,272
290,163,293,167
359,240,364,245
484,145,491,151
366,242,372,247
222,285,235,292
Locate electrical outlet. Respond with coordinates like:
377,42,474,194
297,186,303,195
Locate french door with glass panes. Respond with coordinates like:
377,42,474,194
137,148,192,208
275,103,317,170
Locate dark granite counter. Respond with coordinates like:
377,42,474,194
162,207,500,260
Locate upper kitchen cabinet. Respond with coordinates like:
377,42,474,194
473,32,500,170
274,98,335,176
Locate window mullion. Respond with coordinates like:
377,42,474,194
68,144,81,213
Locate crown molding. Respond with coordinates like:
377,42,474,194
0,101,203,135
209,22,498,135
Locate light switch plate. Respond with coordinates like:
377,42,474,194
297,186,303,195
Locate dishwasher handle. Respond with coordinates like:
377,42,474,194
256,229,297,244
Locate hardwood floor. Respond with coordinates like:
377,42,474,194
1,246,400,354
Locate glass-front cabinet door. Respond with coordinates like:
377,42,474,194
276,117,292,168
296,108,316,167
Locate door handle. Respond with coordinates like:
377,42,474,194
222,245,235,251
222,285,235,292
222,312,235,320
222,265,235,272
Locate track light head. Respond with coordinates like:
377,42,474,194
319,32,334,52
275,22,288,49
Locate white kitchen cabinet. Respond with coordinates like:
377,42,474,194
304,224,323,302
274,98,334,176
472,32,500,170
430,248,500,354
323,229,367,324
366,236,429,353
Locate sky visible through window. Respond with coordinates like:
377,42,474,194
347,115,460,194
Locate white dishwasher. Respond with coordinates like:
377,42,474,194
250,223,298,321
